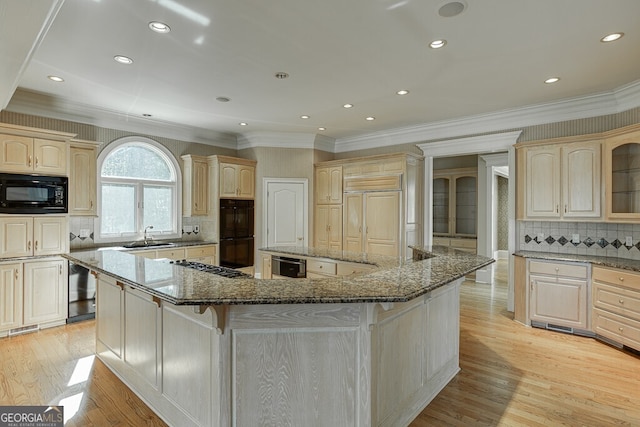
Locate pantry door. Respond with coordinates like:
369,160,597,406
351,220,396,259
264,179,307,248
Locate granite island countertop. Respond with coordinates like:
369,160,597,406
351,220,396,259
63,246,493,306
514,250,640,272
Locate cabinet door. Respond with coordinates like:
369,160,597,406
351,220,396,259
0,263,23,331
0,134,32,172
97,274,124,358
219,163,238,198
454,175,477,235
605,132,640,220
529,274,588,329
432,177,451,234
365,191,400,256
125,286,161,388
33,216,68,256
0,217,32,257
156,247,186,260
525,146,561,218
193,159,209,214
314,204,330,249
237,165,255,198
69,145,97,215
562,141,601,218
316,166,342,204
343,193,363,252
33,139,67,175
23,259,67,325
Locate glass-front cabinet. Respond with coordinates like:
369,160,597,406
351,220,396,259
433,168,477,236
606,129,640,220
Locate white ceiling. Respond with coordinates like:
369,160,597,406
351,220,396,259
2,0,640,150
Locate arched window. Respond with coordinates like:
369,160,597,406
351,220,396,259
97,137,181,242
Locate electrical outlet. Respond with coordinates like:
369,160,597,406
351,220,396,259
79,229,90,238
537,232,544,241
193,225,200,233
626,236,633,246
572,234,580,244
183,225,193,233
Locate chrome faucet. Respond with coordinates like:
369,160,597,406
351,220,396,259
144,225,154,244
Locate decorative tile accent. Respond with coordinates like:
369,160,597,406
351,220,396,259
584,237,595,247
597,238,609,248
69,232,77,241
558,236,568,246
611,239,623,249
544,236,556,245
524,235,532,243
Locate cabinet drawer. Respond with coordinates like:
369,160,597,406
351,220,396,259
529,260,588,278
450,238,476,249
307,259,336,275
336,262,374,276
432,237,450,246
156,248,186,260
185,245,216,260
593,308,640,351
593,281,640,319
592,267,640,292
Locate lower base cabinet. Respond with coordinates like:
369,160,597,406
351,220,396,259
0,258,67,337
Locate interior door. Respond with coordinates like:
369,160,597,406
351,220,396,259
266,181,306,247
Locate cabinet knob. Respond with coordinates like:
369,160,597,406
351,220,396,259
555,267,559,272
619,327,624,332
619,277,624,282
619,299,625,304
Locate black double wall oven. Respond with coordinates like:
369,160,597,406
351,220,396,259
219,199,254,268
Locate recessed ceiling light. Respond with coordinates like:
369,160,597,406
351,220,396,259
365,116,375,121
343,103,353,108
301,115,310,119
216,97,231,102
114,55,133,65
318,127,326,131
275,72,289,79
544,77,560,84
396,90,409,95
48,75,64,82
601,32,624,43
438,1,467,18
239,122,248,126
429,39,447,49
149,21,171,33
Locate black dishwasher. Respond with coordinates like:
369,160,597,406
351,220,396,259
272,256,306,278
67,261,96,323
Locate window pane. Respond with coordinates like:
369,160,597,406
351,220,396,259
143,186,173,232
102,144,173,181
102,184,136,234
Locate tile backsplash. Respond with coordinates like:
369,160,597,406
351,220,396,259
69,216,216,249
518,221,640,260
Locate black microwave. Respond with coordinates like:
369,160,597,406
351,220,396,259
0,173,68,214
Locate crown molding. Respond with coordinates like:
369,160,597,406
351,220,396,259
5,89,238,149
417,131,522,158
335,80,640,153
237,131,336,151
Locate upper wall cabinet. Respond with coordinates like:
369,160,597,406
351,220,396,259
215,157,256,199
0,124,75,176
517,139,602,220
181,154,209,216
605,128,640,221
69,140,99,216
315,166,342,204
433,168,477,236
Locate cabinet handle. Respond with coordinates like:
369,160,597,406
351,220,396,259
35,157,39,167
28,155,32,166
358,226,362,233
35,241,38,251
59,264,62,275
15,269,18,280
556,205,559,213
564,205,567,213
28,241,31,251
90,200,93,208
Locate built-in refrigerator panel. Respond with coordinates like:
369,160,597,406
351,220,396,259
220,199,254,267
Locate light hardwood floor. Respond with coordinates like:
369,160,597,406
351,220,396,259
1,260,638,426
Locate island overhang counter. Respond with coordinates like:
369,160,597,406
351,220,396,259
65,246,493,427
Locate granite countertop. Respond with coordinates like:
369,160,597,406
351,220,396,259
514,251,640,272
71,240,218,253
64,246,494,306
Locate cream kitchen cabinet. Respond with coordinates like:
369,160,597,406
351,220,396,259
528,260,590,331
0,215,68,258
181,154,209,216
518,140,602,220
314,204,342,250
0,258,67,337
185,244,216,264
344,191,400,257
592,266,640,351
155,247,186,261
0,134,67,175
260,253,272,279
0,262,22,332
604,128,640,221
315,165,342,204
69,140,98,216
96,273,124,359
219,161,256,199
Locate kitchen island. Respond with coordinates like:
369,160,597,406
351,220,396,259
65,246,493,427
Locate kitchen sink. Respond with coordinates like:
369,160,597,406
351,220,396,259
123,241,174,249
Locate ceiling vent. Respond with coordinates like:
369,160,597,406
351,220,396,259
438,1,466,17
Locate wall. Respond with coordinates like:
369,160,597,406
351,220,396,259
0,111,236,249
